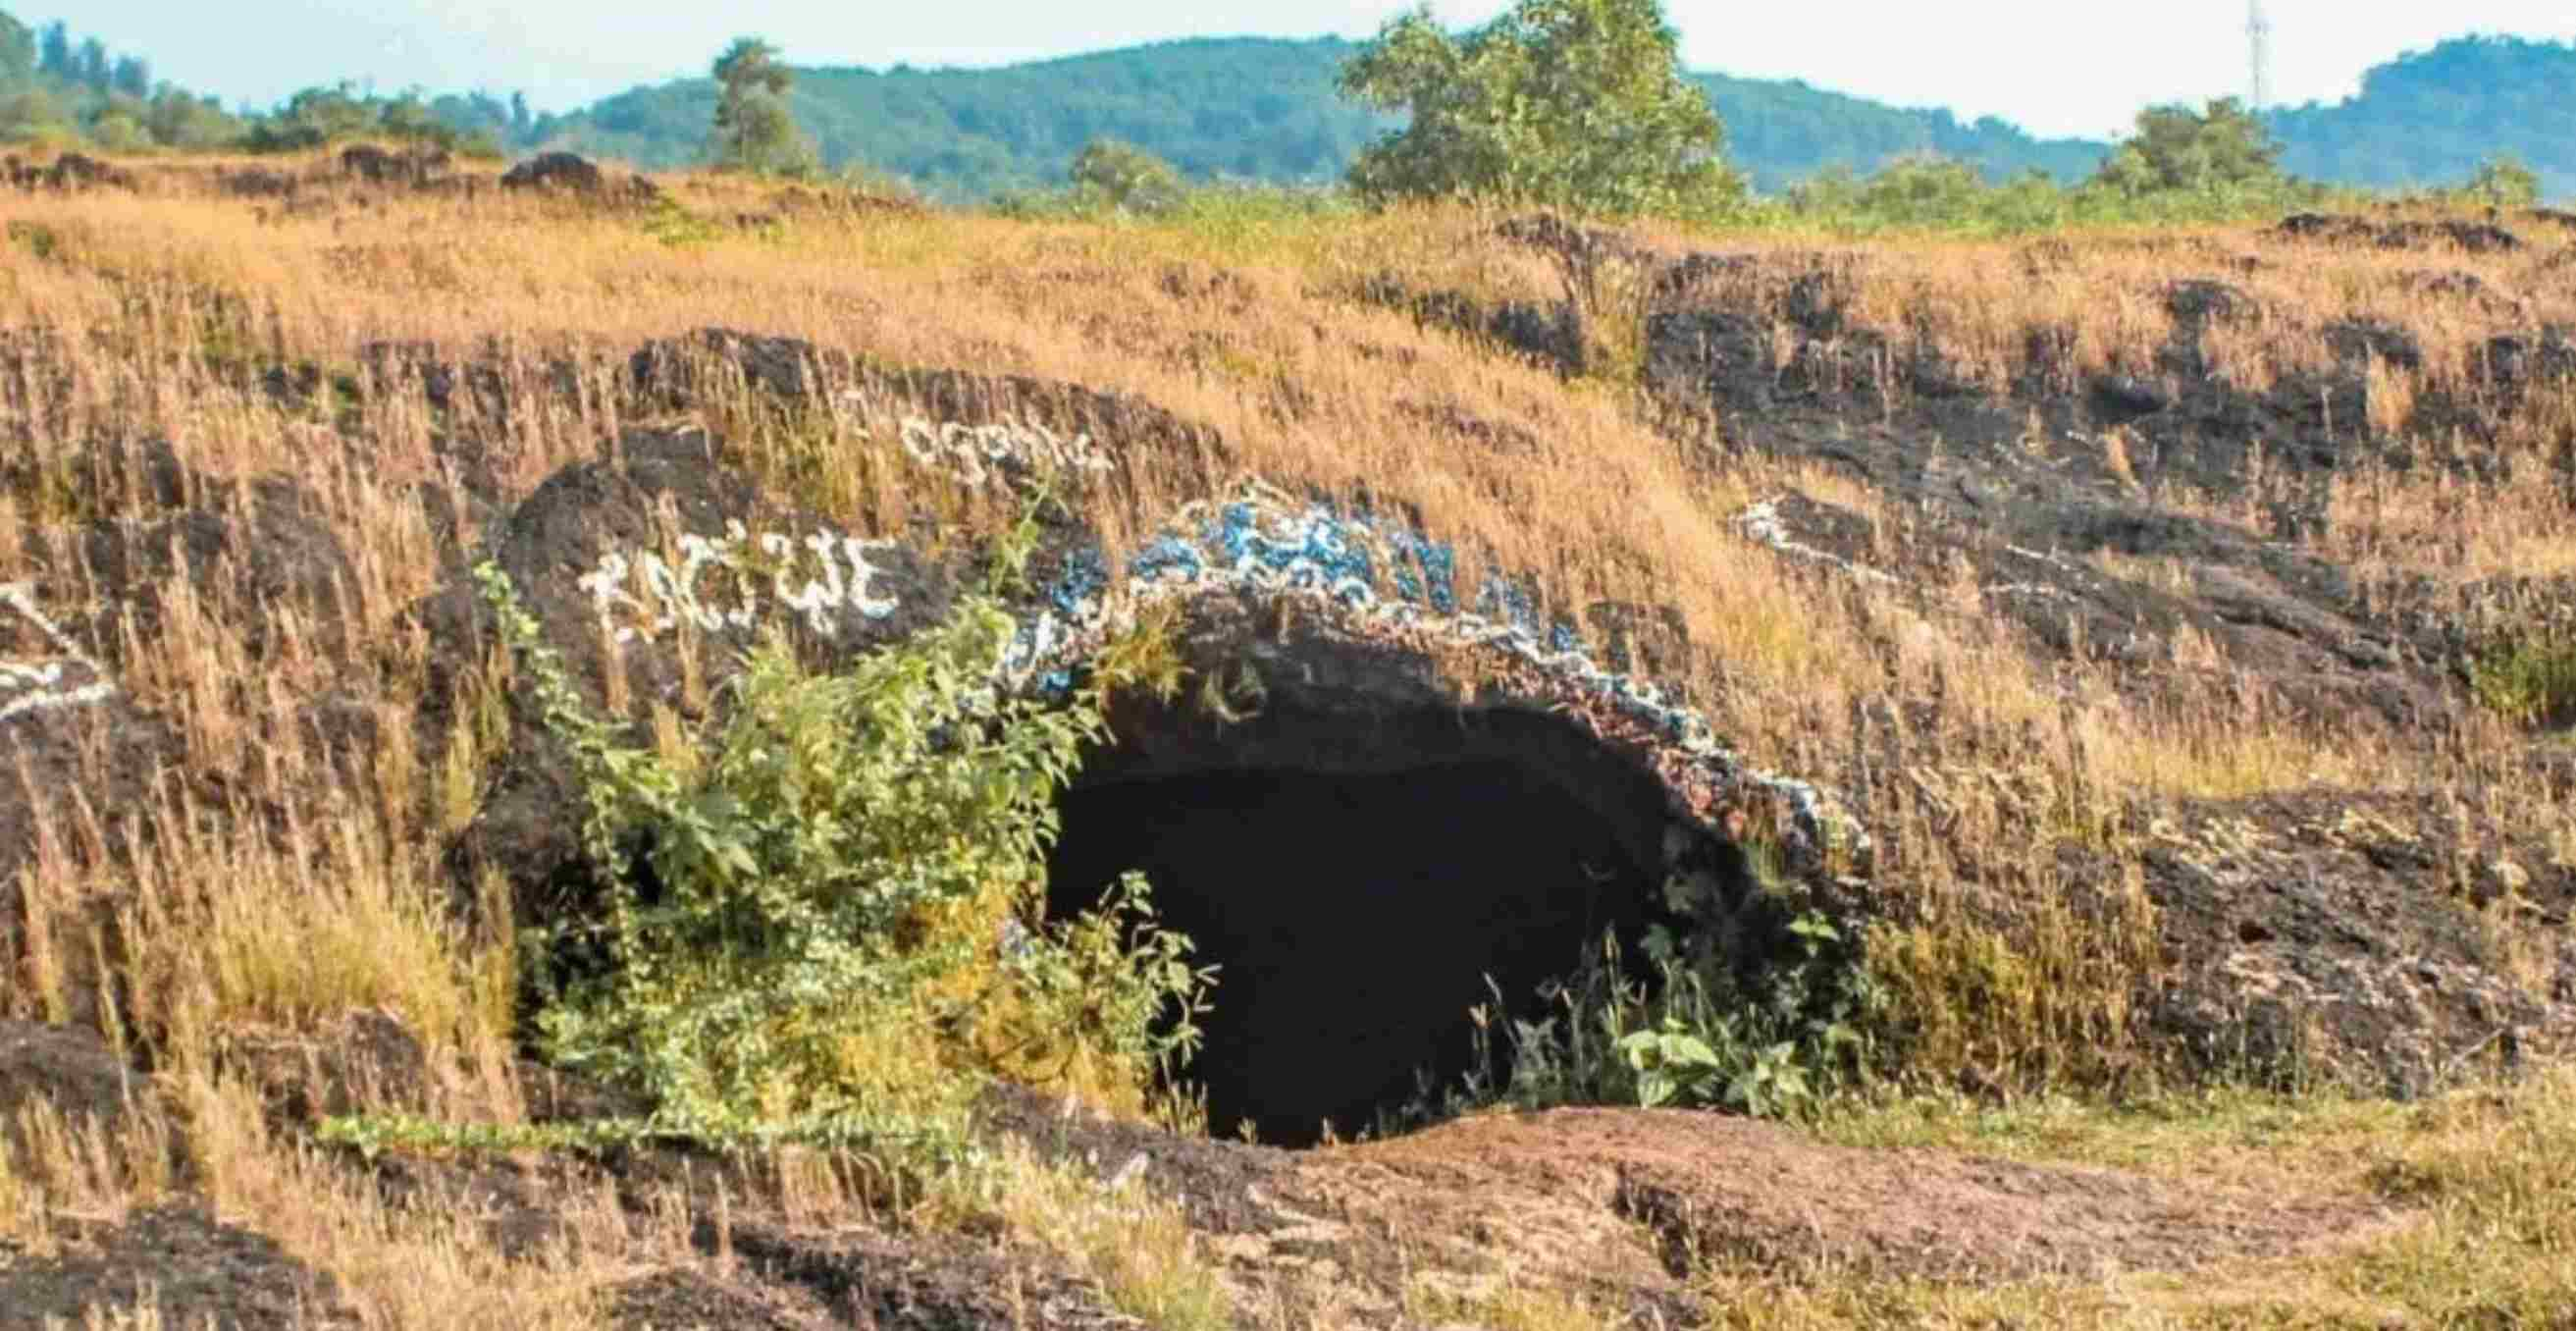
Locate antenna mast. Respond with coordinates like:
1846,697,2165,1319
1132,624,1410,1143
2246,0,2273,109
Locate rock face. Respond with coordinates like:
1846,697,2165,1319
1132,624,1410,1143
1565,218,2573,1091
422,362,1860,1137
498,151,605,194
3,151,135,191
0,572,168,980
340,143,450,186
0,438,373,1031
420,427,967,908
495,151,660,205
2271,212,2524,253
405,279,2576,1116
1351,213,2576,1093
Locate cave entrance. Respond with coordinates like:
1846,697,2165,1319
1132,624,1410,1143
1044,734,1667,1147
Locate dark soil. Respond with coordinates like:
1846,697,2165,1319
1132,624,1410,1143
0,1206,353,1329
499,151,606,194
3,152,135,192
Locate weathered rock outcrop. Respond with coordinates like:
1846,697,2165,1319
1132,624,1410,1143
419,356,1861,1139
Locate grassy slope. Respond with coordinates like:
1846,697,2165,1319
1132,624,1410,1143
0,158,2570,1325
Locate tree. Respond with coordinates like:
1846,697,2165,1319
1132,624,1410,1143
35,20,65,80
90,109,148,151
1068,137,1183,216
2460,155,2541,208
74,36,104,92
0,85,63,140
710,36,815,175
110,54,147,100
246,83,375,150
1337,0,1736,215
0,13,34,84
145,87,240,150
1848,152,1987,225
2088,98,2286,197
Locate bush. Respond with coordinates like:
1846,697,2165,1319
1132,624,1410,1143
1069,137,1185,218
1382,841,1877,1135
434,529,1213,1186
2458,155,2543,209
2471,627,2576,728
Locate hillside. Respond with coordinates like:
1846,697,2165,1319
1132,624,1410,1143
530,35,2107,200
2,150,2573,1326
2267,34,2576,199
515,33,2575,202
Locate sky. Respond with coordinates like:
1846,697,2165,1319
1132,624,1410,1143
32,1,2576,140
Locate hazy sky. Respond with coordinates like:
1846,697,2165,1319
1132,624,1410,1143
33,1,2576,139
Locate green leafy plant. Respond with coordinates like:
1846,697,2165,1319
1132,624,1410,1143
2470,627,2576,728
330,529,1212,1195
1386,896,1876,1134
1616,1017,1720,1108
637,197,723,247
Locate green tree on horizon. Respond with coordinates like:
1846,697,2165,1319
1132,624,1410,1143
2088,97,2287,198
2459,155,2541,208
710,35,816,175
1067,136,1184,216
1337,0,1739,215
0,12,32,83
33,17,63,80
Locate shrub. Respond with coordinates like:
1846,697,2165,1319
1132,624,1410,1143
409,534,1212,1186
2458,155,2543,209
1383,852,1878,1135
2471,627,2576,728
1069,138,1186,218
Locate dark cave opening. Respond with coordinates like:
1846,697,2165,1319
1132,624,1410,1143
1044,756,1666,1147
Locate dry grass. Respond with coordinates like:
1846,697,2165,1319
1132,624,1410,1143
0,1069,636,1329
3,154,2573,1326
970,1143,1235,1330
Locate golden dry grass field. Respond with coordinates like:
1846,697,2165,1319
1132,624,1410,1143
0,149,2571,1328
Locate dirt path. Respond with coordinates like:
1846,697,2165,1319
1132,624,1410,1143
1210,1104,2402,1306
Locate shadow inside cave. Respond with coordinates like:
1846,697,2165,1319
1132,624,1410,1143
1044,758,1663,1146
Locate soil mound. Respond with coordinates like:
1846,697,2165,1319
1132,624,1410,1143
3,151,134,192
499,151,659,205
2270,212,2523,253
339,142,450,186
499,151,604,194
0,1206,352,1328
31,441,356,669
0,1021,149,1140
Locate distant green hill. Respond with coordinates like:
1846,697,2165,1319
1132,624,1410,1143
500,32,2573,206
523,36,2107,202
539,38,1385,201
2263,35,2576,200
1691,72,2108,193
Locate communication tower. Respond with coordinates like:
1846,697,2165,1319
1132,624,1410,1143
2246,0,2273,109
